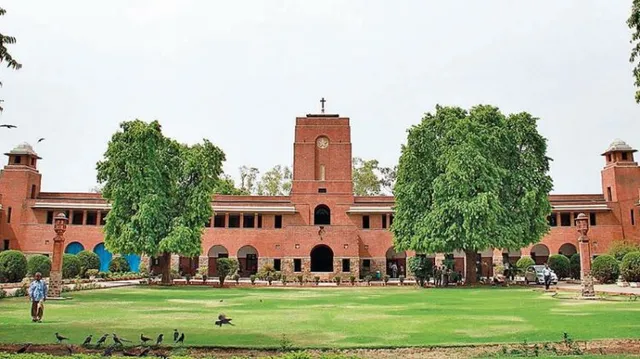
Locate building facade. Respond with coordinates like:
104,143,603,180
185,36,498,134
1,111,640,280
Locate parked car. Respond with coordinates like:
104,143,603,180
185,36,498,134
524,265,558,285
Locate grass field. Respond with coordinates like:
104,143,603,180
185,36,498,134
0,286,639,348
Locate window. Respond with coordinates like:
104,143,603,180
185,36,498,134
228,214,240,228
2,239,9,250
314,205,331,225
294,258,302,272
72,211,84,225
100,211,108,226
607,187,612,201
389,214,394,226
14,155,21,164
560,212,571,227
382,215,387,229
275,215,283,229
243,214,255,228
31,185,37,199
274,259,281,271
318,188,327,193
342,258,350,272
86,211,97,225
632,209,636,226
257,214,262,228
213,214,225,228
622,152,629,160
7,207,11,223
363,259,371,270
46,211,54,224
362,215,370,229
31,158,35,166
547,213,557,227
590,212,597,226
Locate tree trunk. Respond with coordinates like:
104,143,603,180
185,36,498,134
161,252,172,284
465,250,477,285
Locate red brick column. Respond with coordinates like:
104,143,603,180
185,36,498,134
49,235,65,297
579,235,595,297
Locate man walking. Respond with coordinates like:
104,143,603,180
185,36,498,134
28,272,48,322
542,263,552,290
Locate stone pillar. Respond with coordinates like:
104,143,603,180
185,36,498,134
579,235,595,297
49,212,68,298
170,255,180,272
239,213,244,228
254,213,258,228
140,255,151,272
435,253,445,267
198,256,208,270
492,249,503,267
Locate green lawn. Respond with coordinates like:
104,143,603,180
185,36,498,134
0,286,639,348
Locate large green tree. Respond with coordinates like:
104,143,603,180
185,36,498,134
239,166,260,194
630,1,640,102
352,157,382,196
257,165,292,196
0,7,22,112
392,105,553,284
96,120,225,283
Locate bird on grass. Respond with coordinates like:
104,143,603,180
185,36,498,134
175,333,184,345
138,348,150,357
96,334,109,347
155,334,163,346
140,334,152,345
16,343,31,354
219,299,223,302
113,333,132,346
82,335,93,346
55,332,69,343
0,124,16,129
172,329,179,342
215,314,234,327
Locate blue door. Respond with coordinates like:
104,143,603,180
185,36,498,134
93,243,112,272
124,254,141,273
64,242,84,255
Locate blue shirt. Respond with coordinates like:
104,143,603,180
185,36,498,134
28,279,48,302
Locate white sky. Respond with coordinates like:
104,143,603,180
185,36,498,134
0,1,638,195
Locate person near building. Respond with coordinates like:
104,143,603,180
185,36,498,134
434,266,441,287
28,272,48,322
391,263,398,278
543,263,552,290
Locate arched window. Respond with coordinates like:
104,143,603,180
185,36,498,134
314,205,331,225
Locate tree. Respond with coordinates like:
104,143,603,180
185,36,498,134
408,256,433,287
214,174,247,195
392,105,553,284
216,258,238,287
257,165,292,195
352,157,382,196
239,166,259,194
89,184,104,194
96,120,225,283
629,0,640,102
0,7,22,112
379,165,397,195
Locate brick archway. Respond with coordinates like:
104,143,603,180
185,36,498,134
314,205,331,225
207,245,229,277
65,241,84,255
558,243,577,257
530,244,550,265
237,245,258,277
386,247,406,277
310,244,334,272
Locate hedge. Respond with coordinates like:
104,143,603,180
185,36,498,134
621,251,640,283
76,250,100,277
27,255,52,277
591,254,619,283
608,241,640,261
109,257,130,273
516,256,535,273
0,250,27,283
548,254,570,279
569,253,581,280
62,254,81,279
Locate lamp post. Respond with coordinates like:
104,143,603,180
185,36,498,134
575,213,595,298
49,213,68,298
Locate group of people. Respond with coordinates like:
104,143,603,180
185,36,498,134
433,266,462,287
387,262,405,278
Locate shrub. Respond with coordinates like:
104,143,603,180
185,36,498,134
250,274,256,284
548,254,570,279
0,288,6,299
621,251,640,283
569,254,581,280
334,276,341,285
281,274,287,285
608,241,640,261
349,275,356,285
516,256,535,274
266,275,273,285
98,271,109,279
216,258,238,287
233,273,240,284
109,257,130,273
364,275,372,285
257,264,277,281
27,255,51,277
138,263,150,277
296,275,304,285
591,255,620,283
85,269,100,278
314,276,320,285
14,285,27,297
0,250,27,283
408,256,433,287
62,254,81,279
383,274,390,284
198,265,208,276
76,250,100,277
399,275,405,284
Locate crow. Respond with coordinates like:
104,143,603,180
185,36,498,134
113,333,131,346
215,314,234,327
175,333,184,345
140,334,152,345
96,334,109,347
172,329,179,342
139,348,150,357
55,332,69,343
155,334,163,346
83,335,93,346
37,138,45,143
16,343,31,354
0,124,16,129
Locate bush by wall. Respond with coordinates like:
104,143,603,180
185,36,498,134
516,256,535,273
548,254,570,279
27,255,52,277
0,250,28,283
76,251,100,277
608,240,640,261
62,254,81,279
569,253,581,280
591,254,620,283
109,257,130,273
621,251,640,283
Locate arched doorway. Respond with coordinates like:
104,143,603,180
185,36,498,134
124,254,141,273
65,242,84,255
93,243,112,272
237,245,258,277
314,205,331,225
530,244,550,265
310,244,334,272
558,243,577,257
207,245,229,277
385,247,406,277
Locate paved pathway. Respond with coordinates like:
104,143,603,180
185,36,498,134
2,279,141,297
556,282,640,295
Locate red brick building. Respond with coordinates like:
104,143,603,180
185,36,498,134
1,111,639,280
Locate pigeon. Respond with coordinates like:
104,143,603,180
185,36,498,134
16,344,31,354
0,124,16,129
215,314,234,327
83,335,93,346
173,329,179,342
37,138,45,143
139,348,150,357
155,334,163,346
55,332,69,343
140,334,152,344
96,334,109,347
175,333,184,345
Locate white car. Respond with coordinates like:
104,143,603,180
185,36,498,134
524,265,558,285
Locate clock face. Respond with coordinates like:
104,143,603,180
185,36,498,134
316,136,329,149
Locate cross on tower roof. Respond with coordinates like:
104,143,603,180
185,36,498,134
320,97,326,114
305,97,339,117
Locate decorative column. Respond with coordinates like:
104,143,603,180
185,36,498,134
49,213,69,298
575,213,595,298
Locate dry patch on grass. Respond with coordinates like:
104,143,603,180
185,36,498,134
454,324,535,338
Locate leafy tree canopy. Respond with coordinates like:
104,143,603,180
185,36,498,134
352,158,396,196
392,105,553,283
257,165,292,196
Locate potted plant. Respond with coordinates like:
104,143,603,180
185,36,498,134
334,276,342,286
267,275,273,286
250,274,257,285
314,276,320,286
365,275,372,286
383,274,390,286
399,275,405,285
281,274,287,286
184,273,191,285
297,275,304,285
233,273,240,285
198,266,208,283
